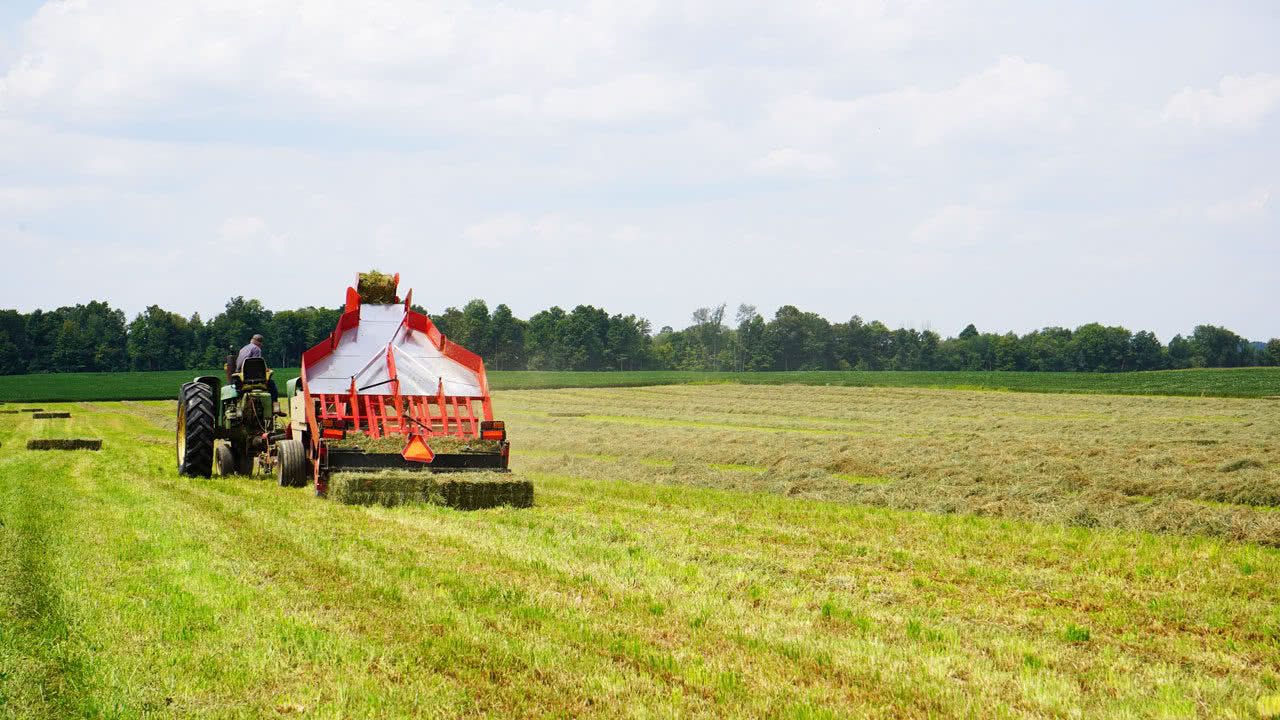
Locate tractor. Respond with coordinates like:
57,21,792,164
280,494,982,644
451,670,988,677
176,357,308,486
175,271,526,510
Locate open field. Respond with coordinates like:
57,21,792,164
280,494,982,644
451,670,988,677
1,387,1278,717
508,384,1280,545
1,366,1278,402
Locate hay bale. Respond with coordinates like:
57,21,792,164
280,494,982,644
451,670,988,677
328,433,407,453
26,439,102,451
21,408,44,412
0,410,20,414
328,471,532,510
428,436,502,454
356,270,398,303
33,412,71,419
328,433,500,455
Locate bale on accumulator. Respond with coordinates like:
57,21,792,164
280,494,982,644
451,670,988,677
327,432,500,455
356,270,398,304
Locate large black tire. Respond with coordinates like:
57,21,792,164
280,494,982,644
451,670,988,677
177,382,216,477
215,443,236,476
277,439,307,487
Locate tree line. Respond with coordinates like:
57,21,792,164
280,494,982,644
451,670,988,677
0,298,1276,376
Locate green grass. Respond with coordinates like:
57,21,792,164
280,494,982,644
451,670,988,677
1,366,1277,402
1,393,1278,717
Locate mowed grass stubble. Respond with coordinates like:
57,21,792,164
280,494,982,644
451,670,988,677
0,388,1276,718
503,384,1280,544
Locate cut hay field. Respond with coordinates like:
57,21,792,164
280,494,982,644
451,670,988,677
1,386,1278,718
0,365,1277,402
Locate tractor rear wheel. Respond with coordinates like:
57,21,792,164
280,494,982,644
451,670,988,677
277,439,307,487
215,443,235,476
177,382,215,477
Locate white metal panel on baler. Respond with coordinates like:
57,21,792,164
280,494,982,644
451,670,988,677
305,304,484,396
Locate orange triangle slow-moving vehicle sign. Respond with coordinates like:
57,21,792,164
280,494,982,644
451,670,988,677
401,435,435,463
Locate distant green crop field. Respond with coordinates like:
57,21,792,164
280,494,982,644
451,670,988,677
0,367,1276,402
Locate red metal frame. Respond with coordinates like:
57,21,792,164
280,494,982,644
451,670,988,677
300,273,495,471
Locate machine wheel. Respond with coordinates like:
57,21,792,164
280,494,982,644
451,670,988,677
277,439,307,487
234,446,255,475
177,382,215,477
215,443,236,476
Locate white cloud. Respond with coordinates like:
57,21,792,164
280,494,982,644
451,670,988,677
538,73,703,122
1162,74,1280,130
219,215,289,256
1205,187,1273,222
463,213,593,251
766,56,1069,148
464,214,527,250
910,204,994,248
0,1,648,123
751,148,838,177
0,185,56,212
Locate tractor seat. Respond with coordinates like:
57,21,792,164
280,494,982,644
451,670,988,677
233,357,273,390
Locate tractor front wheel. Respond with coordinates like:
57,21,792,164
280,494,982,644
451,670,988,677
215,443,235,476
277,439,307,487
177,382,216,477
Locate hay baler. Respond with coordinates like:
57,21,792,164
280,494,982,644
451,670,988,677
288,273,516,501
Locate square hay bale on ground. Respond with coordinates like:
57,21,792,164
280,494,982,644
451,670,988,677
33,412,71,419
329,470,532,510
26,438,102,451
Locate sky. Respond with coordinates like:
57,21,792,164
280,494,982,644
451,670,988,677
0,1,1276,340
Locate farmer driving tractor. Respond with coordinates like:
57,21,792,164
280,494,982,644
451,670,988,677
233,333,283,415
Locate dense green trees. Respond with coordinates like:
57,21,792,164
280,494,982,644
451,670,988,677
0,297,1274,375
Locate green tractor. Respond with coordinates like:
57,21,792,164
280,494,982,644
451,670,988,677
176,357,308,486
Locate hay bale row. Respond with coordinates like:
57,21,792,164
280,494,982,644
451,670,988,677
329,471,532,510
26,439,102,451
33,412,71,419
21,408,44,412
0,410,20,414
356,270,398,303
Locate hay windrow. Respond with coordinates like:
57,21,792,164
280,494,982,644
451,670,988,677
1219,458,1265,473
356,270,398,304
328,470,532,510
27,438,102,451
502,383,1280,545
33,412,71,419
327,432,501,455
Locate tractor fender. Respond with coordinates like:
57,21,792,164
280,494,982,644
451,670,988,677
192,376,221,398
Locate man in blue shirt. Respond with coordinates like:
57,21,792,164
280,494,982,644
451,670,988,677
234,333,281,411
235,334,265,372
